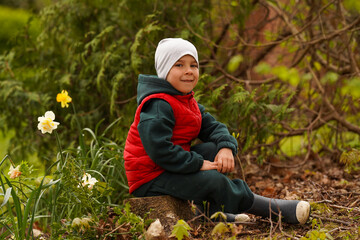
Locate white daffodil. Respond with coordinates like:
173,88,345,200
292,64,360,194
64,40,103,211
80,217,92,228
71,217,93,232
8,165,22,179
37,111,60,134
81,173,98,190
71,217,82,228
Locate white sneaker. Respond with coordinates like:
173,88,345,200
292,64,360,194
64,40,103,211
296,201,311,224
234,213,251,222
219,213,251,222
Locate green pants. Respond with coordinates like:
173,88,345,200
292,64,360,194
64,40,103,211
133,142,254,214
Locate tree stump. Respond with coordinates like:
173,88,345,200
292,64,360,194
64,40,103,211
124,195,195,235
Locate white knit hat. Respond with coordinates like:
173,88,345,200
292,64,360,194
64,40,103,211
155,38,199,80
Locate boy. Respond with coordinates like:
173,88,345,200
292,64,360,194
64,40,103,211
124,38,310,224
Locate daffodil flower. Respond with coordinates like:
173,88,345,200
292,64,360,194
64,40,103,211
80,217,92,228
8,165,22,179
37,111,60,134
71,217,93,232
56,90,72,108
81,173,98,190
71,218,82,228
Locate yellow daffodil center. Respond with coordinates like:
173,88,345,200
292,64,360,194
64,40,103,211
42,118,55,131
56,90,72,108
37,111,59,134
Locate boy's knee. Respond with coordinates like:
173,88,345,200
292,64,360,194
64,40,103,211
191,142,217,161
200,170,229,189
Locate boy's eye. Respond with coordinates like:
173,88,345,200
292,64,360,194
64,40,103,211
175,64,183,67
191,64,198,68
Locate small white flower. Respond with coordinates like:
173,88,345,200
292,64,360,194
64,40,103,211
81,173,98,190
71,217,82,228
80,217,92,228
71,217,93,232
37,111,60,134
8,165,22,179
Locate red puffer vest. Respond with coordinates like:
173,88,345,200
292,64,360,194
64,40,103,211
124,92,202,193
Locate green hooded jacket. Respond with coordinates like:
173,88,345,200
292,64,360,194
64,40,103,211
137,74,238,173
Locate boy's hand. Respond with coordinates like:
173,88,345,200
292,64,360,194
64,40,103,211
214,148,234,173
200,160,218,171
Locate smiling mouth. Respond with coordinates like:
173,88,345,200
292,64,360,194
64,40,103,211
181,79,194,82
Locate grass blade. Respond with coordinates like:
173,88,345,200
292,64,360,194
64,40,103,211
1,187,12,208
4,177,23,237
22,188,38,240
0,155,9,167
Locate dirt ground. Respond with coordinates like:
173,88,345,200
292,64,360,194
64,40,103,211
100,156,359,239
187,156,360,239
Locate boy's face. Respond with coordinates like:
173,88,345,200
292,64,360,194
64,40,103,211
166,55,199,94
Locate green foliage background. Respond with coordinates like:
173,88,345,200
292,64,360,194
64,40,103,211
0,0,255,162
1,0,360,167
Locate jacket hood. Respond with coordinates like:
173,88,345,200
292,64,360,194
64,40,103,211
137,74,185,105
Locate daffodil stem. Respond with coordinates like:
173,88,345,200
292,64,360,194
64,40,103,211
54,131,65,166
52,131,64,229
71,102,86,157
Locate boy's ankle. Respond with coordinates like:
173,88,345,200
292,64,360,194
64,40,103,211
246,194,311,224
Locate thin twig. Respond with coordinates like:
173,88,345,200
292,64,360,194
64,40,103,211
312,213,352,226
103,222,127,240
215,65,277,85
236,154,246,181
329,204,360,213
115,95,136,104
187,203,216,226
328,226,354,234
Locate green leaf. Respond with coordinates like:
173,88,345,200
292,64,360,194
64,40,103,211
210,211,227,221
230,1,239,7
227,55,243,73
341,77,360,98
288,68,300,86
170,220,192,240
265,104,282,114
211,222,230,235
232,91,248,103
320,72,339,84
272,66,300,86
272,66,288,80
211,84,228,101
313,61,322,71
302,72,312,81
244,102,256,116
254,62,271,74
